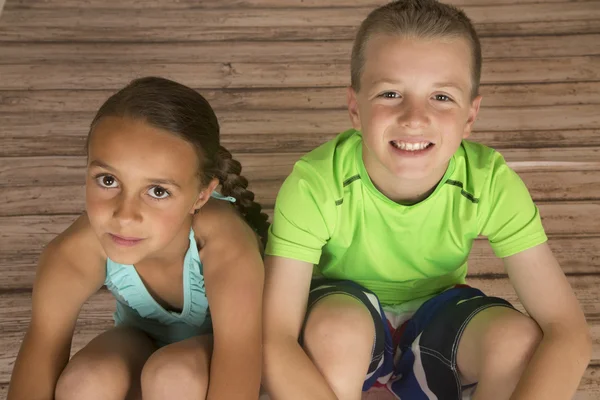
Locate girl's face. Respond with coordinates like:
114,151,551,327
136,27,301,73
85,117,212,265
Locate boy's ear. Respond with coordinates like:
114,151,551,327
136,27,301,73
347,86,362,130
463,95,482,139
191,177,220,214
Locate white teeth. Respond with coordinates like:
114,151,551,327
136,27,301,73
391,141,431,151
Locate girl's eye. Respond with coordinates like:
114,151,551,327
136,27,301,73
380,92,401,99
148,186,170,200
434,94,452,102
96,175,118,188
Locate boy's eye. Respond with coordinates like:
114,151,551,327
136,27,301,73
434,94,452,102
148,186,170,199
96,175,118,188
380,92,401,99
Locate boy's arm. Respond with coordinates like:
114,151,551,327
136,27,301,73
198,203,264,400
262,255,338,400
504,243,591,400
8,216,105,400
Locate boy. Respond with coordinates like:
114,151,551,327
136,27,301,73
262,1,591,399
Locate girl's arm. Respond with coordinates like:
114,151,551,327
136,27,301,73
7,215,106,400
196,201,264,400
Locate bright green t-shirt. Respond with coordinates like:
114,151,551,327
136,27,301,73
266,129,547,306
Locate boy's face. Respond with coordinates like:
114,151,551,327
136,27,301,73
348,35,481,186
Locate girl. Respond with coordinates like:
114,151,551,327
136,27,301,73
8,77,268,400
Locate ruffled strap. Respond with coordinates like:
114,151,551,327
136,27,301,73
210,190,236,203
104,228,209,327
186,228,211,326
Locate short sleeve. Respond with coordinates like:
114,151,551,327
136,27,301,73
265,161,337,265
477,154,548,258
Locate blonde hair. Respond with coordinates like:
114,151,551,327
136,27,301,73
351,0,481,99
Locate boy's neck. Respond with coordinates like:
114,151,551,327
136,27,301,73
363,155,450,206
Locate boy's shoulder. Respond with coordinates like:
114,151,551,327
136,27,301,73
453,140,507,181
291,128,362,188
456,139,501,169
454,140,521,203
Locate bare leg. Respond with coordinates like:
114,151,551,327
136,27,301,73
141,334,213,400
55,326,156,400
457,306,542,400
303,295,375,400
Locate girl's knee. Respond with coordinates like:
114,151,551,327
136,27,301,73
141,345,209,398
55,358,114,400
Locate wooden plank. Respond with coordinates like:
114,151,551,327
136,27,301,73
3,82,600,115
469,237,600,276
2,57,600,91
474,129,600,149
1,4,600,41
2,236,598,290
0,38,599,67
5,0,597,10
0,63,353,90
0,275,598,382
2,128,599,157
6,4,600,27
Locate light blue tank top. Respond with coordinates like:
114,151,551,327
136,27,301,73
103,191,236,347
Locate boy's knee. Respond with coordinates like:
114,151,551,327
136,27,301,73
482,311,542,372
141,348,209,397
303,295,375,367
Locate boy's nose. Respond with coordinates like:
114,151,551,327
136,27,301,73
398,103,429,129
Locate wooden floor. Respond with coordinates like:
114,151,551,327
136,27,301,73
1,0,600,398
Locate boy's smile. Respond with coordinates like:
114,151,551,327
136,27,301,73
348,34,482,204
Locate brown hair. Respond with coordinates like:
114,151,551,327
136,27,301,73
87,77,270,246
351,0,481,99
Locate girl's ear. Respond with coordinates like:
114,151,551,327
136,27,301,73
191,177,220,214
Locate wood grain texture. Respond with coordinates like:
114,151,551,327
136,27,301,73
1,0,599,396
1,37,599,67
2,58,600,90
3,82,600,114
1,4,600,41
5,0,599,9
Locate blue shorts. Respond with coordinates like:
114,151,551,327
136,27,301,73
301,279,515,399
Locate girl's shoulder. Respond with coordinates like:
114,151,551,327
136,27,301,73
192,197,261,252
42,213,107,284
